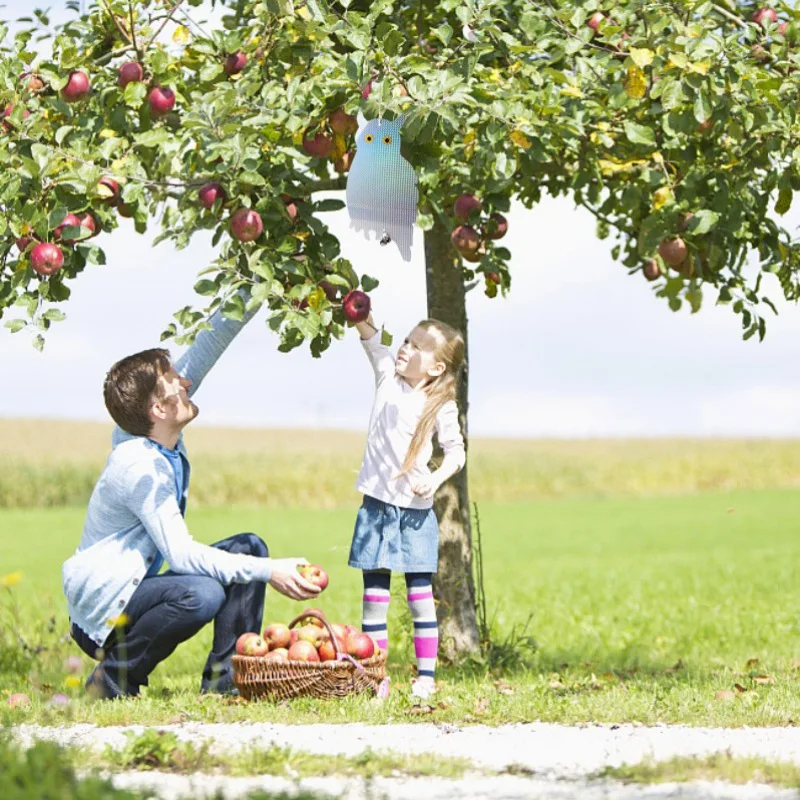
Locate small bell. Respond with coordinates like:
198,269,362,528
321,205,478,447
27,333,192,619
379,231,392,246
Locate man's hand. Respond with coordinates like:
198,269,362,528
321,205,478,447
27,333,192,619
268,558,321,601
411,474,441,500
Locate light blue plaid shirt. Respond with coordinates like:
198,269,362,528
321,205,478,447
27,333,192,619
62,302,270,646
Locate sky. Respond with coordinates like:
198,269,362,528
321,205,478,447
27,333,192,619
2,2,800,438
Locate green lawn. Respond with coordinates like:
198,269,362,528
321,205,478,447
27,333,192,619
2,489,800,727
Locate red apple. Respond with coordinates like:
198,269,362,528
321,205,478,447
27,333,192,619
8,693,30,708
451,224,480,255
587,12,604,32
318,637,346,661
343,624,360,638
263,622,292,650
334,151,354,174
287,640,320,662
347,632,375,660
289,629,299,645
658,237,688,268
484,213,508,240
118,61,143,89
21,72,44,93
280,195,300,223
269,647,289,662
230,208,263,242
302,130,334,159
149,86,175,117
329,107,358,136
235,632,258,655
78,213,99,238
319,280,339,301
298,564,329,591
486,272,501,283
242,634,270,657
198,182,226,209
296,608,326,628
224,51,248,76
361,79,373,99
54,213,82,244
62,71,90,103
31,243,64,276
453,194,481,221
752,7,778,25
643,258,661,281
3,105,30,130
330,623,348,642
342,290,371,323
98,177,121,204
778,21,789,36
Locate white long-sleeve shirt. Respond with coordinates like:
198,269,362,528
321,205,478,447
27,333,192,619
355,332,466,509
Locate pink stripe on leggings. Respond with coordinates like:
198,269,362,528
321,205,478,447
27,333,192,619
407,591,434,602
413,637,439,659
363,594,391,603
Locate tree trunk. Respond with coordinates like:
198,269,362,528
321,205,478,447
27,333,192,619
424,216,480,660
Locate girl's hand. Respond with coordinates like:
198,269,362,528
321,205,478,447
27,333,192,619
411,475,440,499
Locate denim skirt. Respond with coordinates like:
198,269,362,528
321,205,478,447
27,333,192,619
348,495,439,573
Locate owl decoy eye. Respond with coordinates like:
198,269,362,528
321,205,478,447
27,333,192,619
365,134,374,143
382,135,392,145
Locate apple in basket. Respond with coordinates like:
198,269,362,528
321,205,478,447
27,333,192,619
318,637,347,662
297,624,325,647
296,609,325,628
263,622,292,650
330,623,348,642
347,632,375,660
235,632,260,656
288,640,320,662
269,647,289,662
289,629,300,645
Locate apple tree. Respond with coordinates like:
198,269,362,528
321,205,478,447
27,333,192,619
1,0,799,657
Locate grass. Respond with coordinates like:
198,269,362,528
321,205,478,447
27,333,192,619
3,489,800,727
599,752,800,788
3,420,800,508
71,728,474,779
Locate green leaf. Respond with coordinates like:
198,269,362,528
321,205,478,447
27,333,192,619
434,23,453,46
315,199,345,212
124,81,147,108
775,186,792,215
690,210,719,234
693,89,712,123
381,328,393,346
630,48,654,67
361,274,379,292
623,121,656,146
134,129,171,148
5,319,26,333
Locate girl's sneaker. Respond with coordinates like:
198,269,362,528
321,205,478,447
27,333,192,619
410,676,436,700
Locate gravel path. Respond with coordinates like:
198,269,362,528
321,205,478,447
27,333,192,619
13,722,800,799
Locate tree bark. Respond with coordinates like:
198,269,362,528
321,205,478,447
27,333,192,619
424,216,480,660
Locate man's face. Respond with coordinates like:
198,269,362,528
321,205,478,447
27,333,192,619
153,368,198,430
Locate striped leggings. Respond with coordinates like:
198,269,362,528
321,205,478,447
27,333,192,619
361,570,437,679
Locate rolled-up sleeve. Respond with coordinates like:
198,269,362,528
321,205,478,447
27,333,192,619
435,401,466,470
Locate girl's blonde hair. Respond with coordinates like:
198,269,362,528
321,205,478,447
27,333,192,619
400,319,466,476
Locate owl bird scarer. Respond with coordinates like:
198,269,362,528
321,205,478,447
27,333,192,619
345,112,419,262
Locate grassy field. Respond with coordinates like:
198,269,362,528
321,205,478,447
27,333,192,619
3,420,800,508
3,488,800,727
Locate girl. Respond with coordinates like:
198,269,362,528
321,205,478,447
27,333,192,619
349,309,466,699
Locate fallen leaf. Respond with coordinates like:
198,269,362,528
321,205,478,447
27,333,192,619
407,704,434,716
753,674,776,685
474,697,490,715
437,700,451,710
549,680,564,690
494,679,515,695
715,690,736,702
745,658,760,669
734,683,748,694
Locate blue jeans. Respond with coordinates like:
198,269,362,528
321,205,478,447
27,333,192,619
70,532,269,699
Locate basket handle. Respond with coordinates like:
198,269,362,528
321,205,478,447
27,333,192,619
288,608,344,658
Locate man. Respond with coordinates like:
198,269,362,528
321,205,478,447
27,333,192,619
62,300,319,699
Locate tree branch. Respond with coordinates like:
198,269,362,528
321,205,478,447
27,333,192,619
98,0,133,45
144,0,186,50
127,0,142,62
529,0,628,58
299,177,347,194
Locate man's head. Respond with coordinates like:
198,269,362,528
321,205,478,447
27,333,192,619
103,349,198,438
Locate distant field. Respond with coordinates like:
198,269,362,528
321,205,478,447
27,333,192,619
1,419,800,508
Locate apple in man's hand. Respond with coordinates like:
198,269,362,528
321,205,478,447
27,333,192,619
298,564,329,591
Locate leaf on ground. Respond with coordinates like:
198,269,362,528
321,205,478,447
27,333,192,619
745,657,760,668
407,703,435,715
549,680,564,690
734,683,748,694
223,696,248,706
494,679,515,695
474,697,490,715
664,659,685,675
753,674,776,685
715,690,736,702
437,700,452,709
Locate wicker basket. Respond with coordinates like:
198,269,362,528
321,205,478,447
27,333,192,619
232,609,387,701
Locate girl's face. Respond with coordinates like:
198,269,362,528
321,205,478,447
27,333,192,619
396,325,446,385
